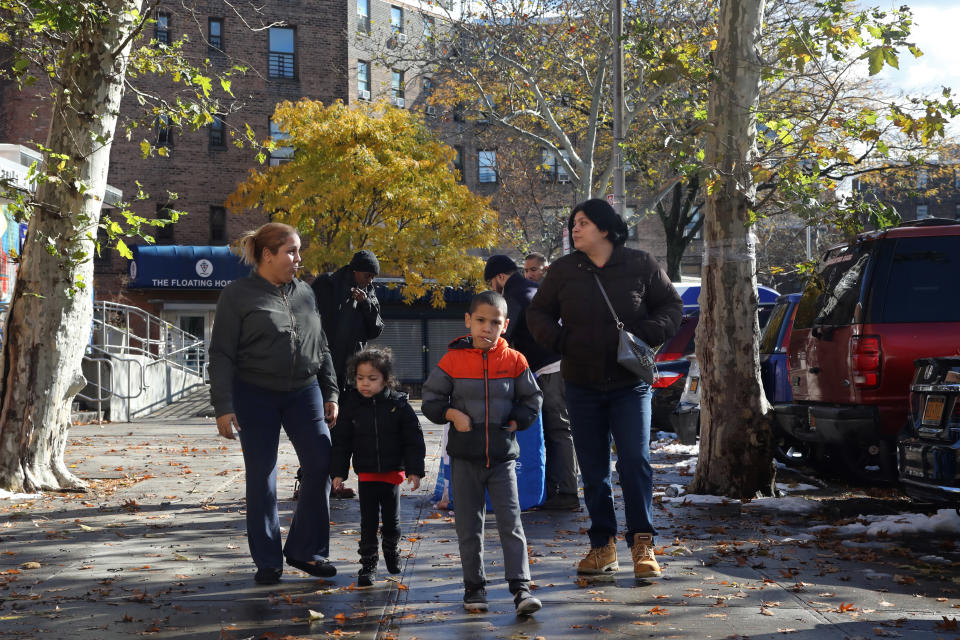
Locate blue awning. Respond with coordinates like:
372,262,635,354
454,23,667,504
127,245,251,289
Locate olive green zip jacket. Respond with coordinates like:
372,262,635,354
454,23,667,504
208,272,338,417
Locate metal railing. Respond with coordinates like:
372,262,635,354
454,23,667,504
78,300,206,422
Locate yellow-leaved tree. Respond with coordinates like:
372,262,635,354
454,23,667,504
227,99,500,302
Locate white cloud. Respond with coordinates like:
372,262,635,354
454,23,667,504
875,3,960,97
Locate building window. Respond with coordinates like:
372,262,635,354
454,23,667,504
478,150,497,183
358,60,370,100
156,114,173,149
357,0,370,34
424,16,434,41
916,169,928,189
268,27,295,79
155,204,175,244
155,12,170,45
916,204,929,220
391,70,404,106
541,148,570,182
453,145,463,180
269,118,294,166
209,115,225,148
209,18,223,50
390,6,403,33
210,206,227,244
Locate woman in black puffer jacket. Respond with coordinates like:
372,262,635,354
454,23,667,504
527,199,682,582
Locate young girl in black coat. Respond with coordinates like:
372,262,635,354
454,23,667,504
330,347,426,586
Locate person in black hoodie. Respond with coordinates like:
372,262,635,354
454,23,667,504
485,255,579,511
310,250,385,500
330,347,425,587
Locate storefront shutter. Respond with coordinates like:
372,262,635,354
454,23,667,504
427,319,468,371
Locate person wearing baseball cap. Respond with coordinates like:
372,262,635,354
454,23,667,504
484,254,580,512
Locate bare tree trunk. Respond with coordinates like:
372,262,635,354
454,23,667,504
690,0,775,498
0,0,142,492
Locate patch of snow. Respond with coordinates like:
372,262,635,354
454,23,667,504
654,443,700,456
775,482,820,493
919,555,952,565
662,493,742,506
809,509,960,538
742,496,820,514
0,489,41,500
777,534,816,543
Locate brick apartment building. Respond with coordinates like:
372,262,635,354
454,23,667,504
0,0,685,380
853,160,960,225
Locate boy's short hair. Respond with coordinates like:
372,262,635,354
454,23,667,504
469,290,508,316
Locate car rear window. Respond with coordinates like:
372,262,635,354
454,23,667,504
793,242,871,330
869,235,960,323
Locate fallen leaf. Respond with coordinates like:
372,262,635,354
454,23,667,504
935,617,959,631
308,609,324,621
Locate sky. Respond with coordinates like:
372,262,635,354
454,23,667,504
865,0,960,98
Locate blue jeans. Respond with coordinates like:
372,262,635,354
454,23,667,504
564,381,656,548
233,378,331,570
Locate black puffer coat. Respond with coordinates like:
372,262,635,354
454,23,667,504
330,387,426,480
527,245,683,391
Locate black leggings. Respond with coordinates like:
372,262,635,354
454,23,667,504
358,481,400,554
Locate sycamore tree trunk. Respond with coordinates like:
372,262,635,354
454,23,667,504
689,0,775,498
0,1,142,492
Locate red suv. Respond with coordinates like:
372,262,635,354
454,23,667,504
773,219,960,480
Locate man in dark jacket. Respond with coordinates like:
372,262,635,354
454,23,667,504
308,249,384,499
485,255,579,511
313,250,385,389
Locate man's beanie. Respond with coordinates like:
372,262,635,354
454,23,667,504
349,249,380,275
483,254,518,282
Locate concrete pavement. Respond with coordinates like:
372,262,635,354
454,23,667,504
1,400,958,639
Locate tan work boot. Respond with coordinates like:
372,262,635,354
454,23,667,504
577,537,619,575
631,533,662,578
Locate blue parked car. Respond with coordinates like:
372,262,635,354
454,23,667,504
759,294,802,404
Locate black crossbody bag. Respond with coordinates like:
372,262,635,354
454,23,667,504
593,274,657,384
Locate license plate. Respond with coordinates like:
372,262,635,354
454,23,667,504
922,395,945,426
689,377,699,393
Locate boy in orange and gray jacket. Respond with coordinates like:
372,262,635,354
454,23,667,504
422,291,543,616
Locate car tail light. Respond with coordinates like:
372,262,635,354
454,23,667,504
653,372,683,388
850,335,881,388
655,351,683,363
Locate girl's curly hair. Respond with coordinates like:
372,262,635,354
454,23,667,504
346,346,397,389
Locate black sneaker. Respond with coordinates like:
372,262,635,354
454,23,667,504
286,557,337,578
463,586,488,612
514,590,542,616
254,567,282,585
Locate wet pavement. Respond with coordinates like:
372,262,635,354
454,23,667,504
1,402,958,639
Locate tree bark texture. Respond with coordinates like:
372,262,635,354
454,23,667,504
0,1,143,491
690,0,775,498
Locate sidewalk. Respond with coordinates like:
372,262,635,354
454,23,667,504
1,402,958,639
